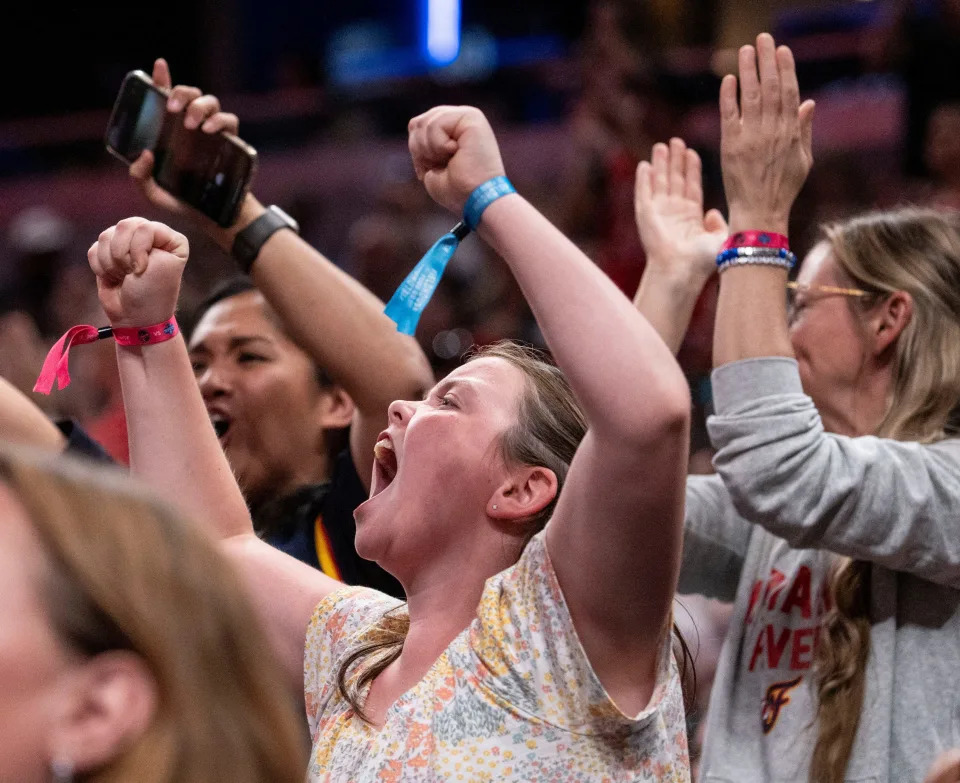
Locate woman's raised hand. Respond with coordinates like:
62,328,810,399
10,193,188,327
635,137,727,286
720,33,815,236
87,218,188,327
128,58,241,221
407,106,506,216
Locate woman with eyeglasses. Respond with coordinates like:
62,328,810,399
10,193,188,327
634,33,960,783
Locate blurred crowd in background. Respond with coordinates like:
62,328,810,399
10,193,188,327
3,0,960,771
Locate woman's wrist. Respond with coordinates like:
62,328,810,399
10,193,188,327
473,191,524,244
208,193,267,253
727,208,790,238
114,333,192,395
641,259,713,299
107,308,179,330
634,264,707,355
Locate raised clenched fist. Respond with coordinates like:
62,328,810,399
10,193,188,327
87,217,188,328
407,106,506,216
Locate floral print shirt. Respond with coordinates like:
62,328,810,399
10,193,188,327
303,531,690,782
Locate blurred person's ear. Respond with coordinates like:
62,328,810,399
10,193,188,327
316,386,355,431
49,651,157,773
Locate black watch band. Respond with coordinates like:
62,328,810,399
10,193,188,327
231,205,300,273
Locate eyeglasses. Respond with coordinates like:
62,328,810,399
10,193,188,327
786,281,876,321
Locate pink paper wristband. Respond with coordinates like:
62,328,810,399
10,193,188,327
34,317,179,395
721,231,790,252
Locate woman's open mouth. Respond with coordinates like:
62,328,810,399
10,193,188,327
209,412,233,444
371,438,398,497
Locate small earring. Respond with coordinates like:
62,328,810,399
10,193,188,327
51,758,74,783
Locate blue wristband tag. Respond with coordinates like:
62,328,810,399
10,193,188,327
384,175,514,335
384,222,470,335
463,176,516,230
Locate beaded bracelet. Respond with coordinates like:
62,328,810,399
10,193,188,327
717,246,797,263
716,246,797,273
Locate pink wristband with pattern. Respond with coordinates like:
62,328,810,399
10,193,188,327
34,317,179,395
110,319,179,346
722,231,790,252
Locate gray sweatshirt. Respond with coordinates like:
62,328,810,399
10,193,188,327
682,357,960,783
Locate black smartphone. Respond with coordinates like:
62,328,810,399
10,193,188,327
105,70,257,227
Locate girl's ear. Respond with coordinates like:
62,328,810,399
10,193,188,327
486,465,557,524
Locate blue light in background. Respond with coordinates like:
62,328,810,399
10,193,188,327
424,0,461,65
328,1,566,88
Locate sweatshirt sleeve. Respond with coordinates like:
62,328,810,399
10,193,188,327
708,356,960,588
678,474,751,602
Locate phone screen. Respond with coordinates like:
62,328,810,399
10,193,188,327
106,72,256,227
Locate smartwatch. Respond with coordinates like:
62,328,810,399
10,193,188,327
231,205,300,273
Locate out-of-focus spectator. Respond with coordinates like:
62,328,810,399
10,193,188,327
0,209,130,443
563,3,683,279
922,101,960,209
0,445,306,782
0,313,49,408
868,0,960,176
562,2,722,380
2,206,73,338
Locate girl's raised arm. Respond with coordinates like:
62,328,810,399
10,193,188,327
87,217,344,693
408,106,691,714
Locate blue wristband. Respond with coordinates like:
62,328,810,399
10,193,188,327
463,176,516,230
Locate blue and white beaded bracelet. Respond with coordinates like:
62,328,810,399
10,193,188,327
716,246,797,273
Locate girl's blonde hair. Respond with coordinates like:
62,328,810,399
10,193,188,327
811,207,960,783
1,446,306,783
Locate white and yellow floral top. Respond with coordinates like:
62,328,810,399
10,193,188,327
303,531,690,782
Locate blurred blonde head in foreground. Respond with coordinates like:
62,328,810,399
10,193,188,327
0,446,306,783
